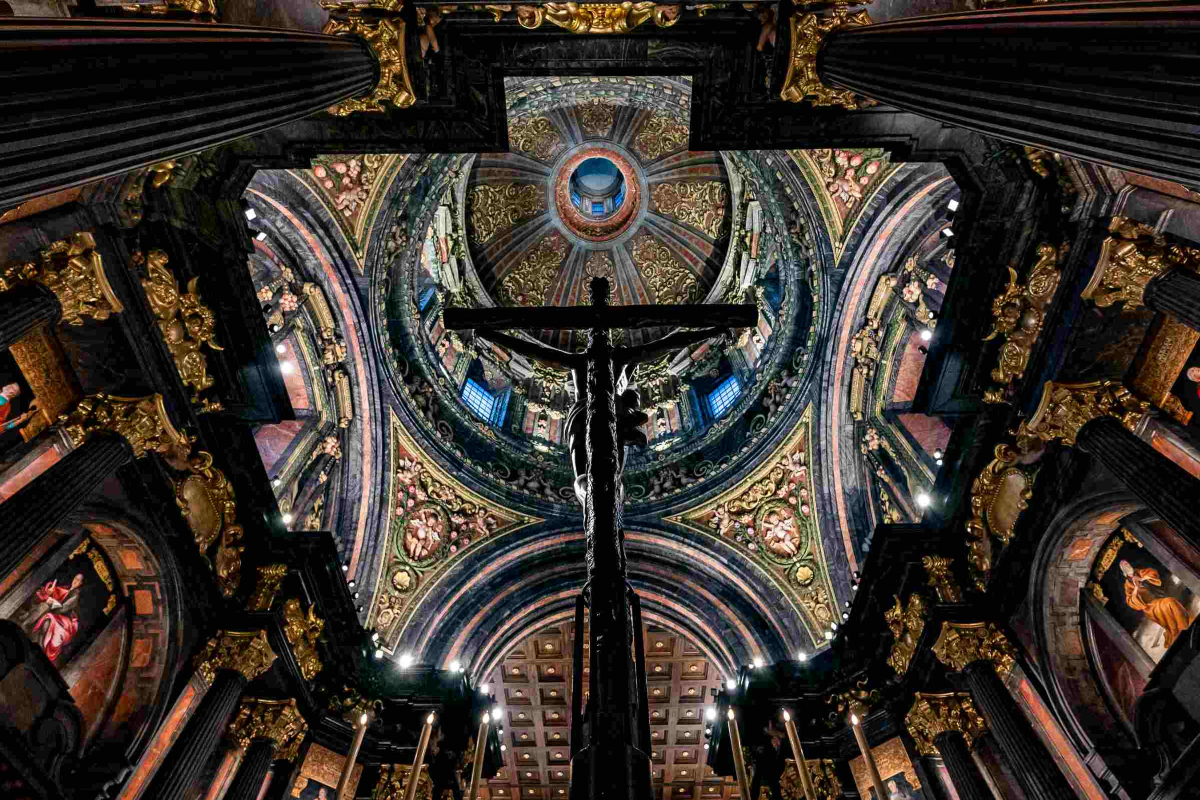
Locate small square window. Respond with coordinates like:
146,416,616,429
707,374,741,419
462,379,497,422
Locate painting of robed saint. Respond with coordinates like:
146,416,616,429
1096,535,1199,663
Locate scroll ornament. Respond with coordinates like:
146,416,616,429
905,693,987,756
227,697,307,753
884,592,927,676
515,2,682,33
174,451,245,598
323,14,415,114
964,442,1038,591
780,6,874,108
283,597,325,682
0,232,124,326
1083,216,1200,310
248,563,289,612
826,679,880,723
1015,380,1150,448
981,243,1062,393
195,629,278,685
60,393,192,461
922,555,963,603
930,621,1017,679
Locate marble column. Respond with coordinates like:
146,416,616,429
225,739,276,800
932,732,991,800
797,2,1200,186
0,18,379,207
144,632,279,800
0,283,60,352
930,623,1075,799
0,431,131,579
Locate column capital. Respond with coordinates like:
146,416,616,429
282,597,325,682
195,629,279,686
0,232,124,325
1016,380,1149,448
1083,216,1200,311
905,692,987,757
60,393,192,460
780,5,874,108
930,621,1017,679
227,697,307,755
323,12,415,115
922,555,964,603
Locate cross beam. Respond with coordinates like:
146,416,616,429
442,303,757,331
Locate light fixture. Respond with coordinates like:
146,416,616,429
399,653,414,668
353,592,359,599
272,478,281,488
480,683,490,694
492,708,502,721
842,612,849,621
282,513,293,525
274,344,285,355
920,329,932,342
933,449,943,460
280,361,295,375
245,208,257,221
703,743,709,750
824,630,833,640
936,458,944,466
941,227,954,238
342,564,349,572
725,678,736,690
705,708,716,721
916,492,932,509
372,632,380,642
831,622,838,630
348,580,356,588
850,713,859,726
752,658,763,669
374,648,383,660
796,652,807,662
500,745,507,752
450,660,461,672
948,199,960,212
360,712,368,725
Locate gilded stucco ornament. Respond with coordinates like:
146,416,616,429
651,181,729,239
175,451,245,598
632,111,690,161
1083,215,1200,310
283,597,325,681
981,243,1062,395
227,697,307,752
780,6,874,108
884,592,926,676
60,393,191,461
248,563,289,611
631,235,700,305
1016,380,1150,448
0,232,124,326
137,248,225,412
497,233,570,307
467,183,547,246
195,629,278,686
515,2,682,34
826,679,880,723
905,693,986,756
921,555,963,603
509,116,565,162
323,14,415,114
930,621,1017,679
964,442,1038,591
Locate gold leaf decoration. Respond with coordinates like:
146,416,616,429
631,235,698,305
467,184,547,246
0,232,123,325
509,116,564,162
577,99,616,138
651,180,728,238
584,250,615,280
632,111,690,162
497,233,569,307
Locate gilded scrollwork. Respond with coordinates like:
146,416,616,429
283,597,325,681
515,2,681,34
884,592,926,676
780,7,873,108
227,697,306,752
577,98,616,138
1016,380,1150,448
195,629,278,686
905,693,986,756
248,563,288,611
930,621,1017,679
632,111,690,161
60,393,192,461
323,15,415,114
174,450,245,598
981,243,1062,393
584,250,616,281
965,442,1038,591
922,555,963,603
827,678,880,722
508,116,564,162
0,232,124,325
467,183,548,246
497,233,569,307
631,235,699,305
137,248,225,412
651,181,729,239
1083,215,1200,310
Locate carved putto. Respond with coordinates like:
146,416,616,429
884,593,927,675
282,597,325,681
982,243,1062,394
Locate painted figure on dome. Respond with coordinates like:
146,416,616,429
25,573,84,663
1120,559,1196,648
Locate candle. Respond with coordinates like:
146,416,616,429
468,712,490,800
781,710,816,800
849,712,887,800
404,713,436,800
727,710,753,800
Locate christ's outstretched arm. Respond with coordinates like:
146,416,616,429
472,329,580,371
614,326,732,370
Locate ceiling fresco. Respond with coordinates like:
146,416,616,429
238,75,962,678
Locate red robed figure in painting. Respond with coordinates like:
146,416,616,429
29,573,84,662
1120,560,1195,649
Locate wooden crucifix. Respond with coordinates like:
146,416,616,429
443,277,756,800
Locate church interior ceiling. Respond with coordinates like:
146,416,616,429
236,75,965,677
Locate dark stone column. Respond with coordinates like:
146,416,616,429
224,739,277,800
1075,415,1200,549
0,18,378,207
0,431,132,580
933,732,991,800
0,283,60,352
816,1,1200,187
144,670,248,800
961,662,1075,799
1145,267,1200,333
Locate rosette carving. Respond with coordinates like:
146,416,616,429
195,629,278,685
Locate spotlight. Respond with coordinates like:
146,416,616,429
356,605,363,612
450,660,461,672
353,592,360,599
280,361,295,375
342,564,349,572
492,708,502,721
255,231,267,242
941,228,954,238
933,450,943,460
852,583,858,592
831,622,838,630
842,612,849,621
349,580,356,588
824,631,833,640
282,513,293,525
917,493,932,509
479,684,490,694
725,678,736,690
844,600,851,608
947,199,960,212
501,745,507,752
797,652,807,662
269,324,282,334
245,208,257,221
272,478,281,488
752,658,763,669
275,343,286,355
920,329,932,342
372,632,380,642
399,653,414,668
705,708,716,721
374,648,383,660
704,743,709,750
936,458,944,466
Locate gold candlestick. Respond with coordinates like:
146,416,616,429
468,712,490,800
850,712,887,800
727,709,753,800
337,710,372,800
405,713,436,800
781,710,816,800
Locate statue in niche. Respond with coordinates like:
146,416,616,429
432,205,462,295
745,200,764,259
